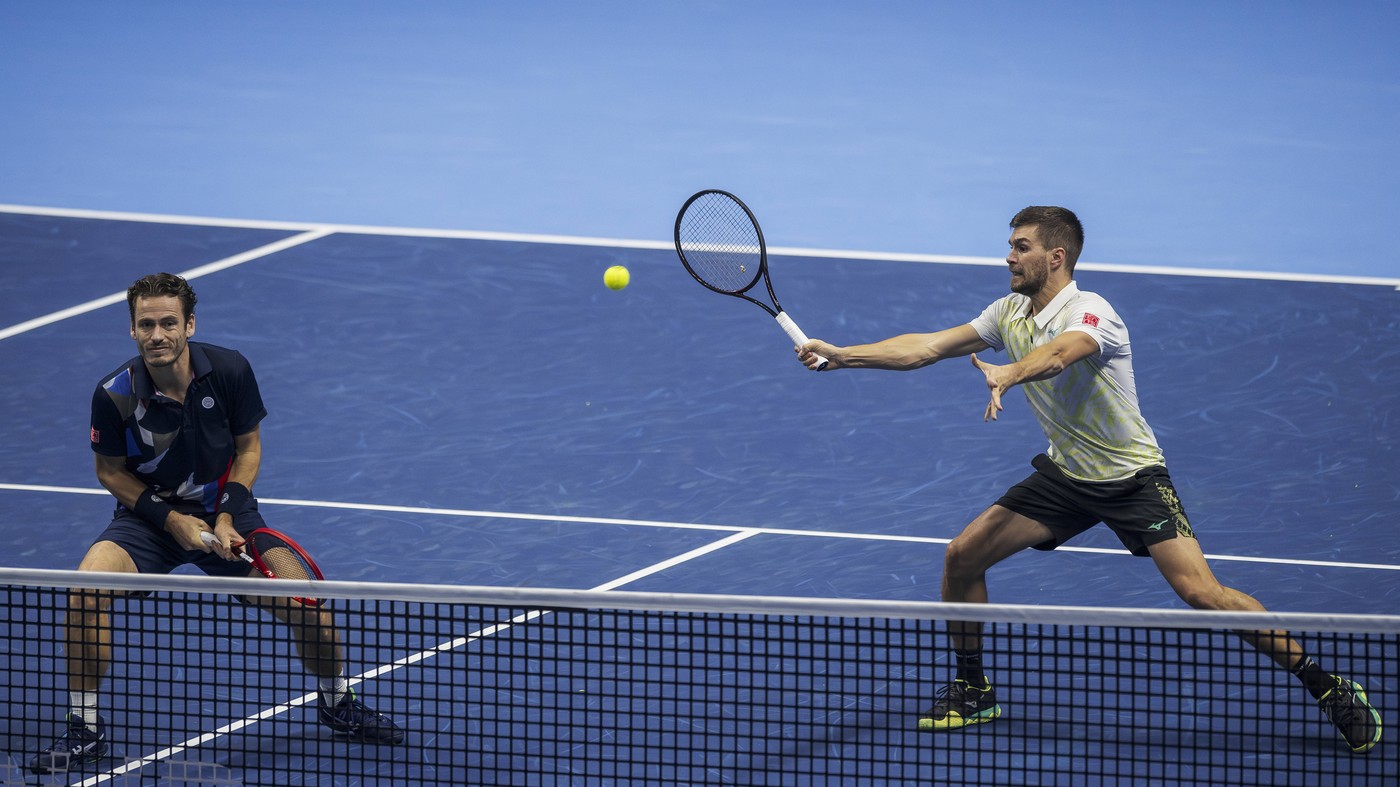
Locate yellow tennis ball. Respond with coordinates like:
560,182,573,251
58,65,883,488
604,265,630,290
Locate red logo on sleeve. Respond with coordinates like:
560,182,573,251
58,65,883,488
1082,313,1100,327
90,427,100,443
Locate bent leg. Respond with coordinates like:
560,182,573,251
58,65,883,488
245,593,407,744
29,541,132,774
942,505,1057,652
66,542,139,692
919,506,1051,731
246,595,346,679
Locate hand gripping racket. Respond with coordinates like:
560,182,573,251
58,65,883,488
203,528,324,606
674,190,828,370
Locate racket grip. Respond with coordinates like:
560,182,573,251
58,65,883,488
201,530,254,563
775,312,829,371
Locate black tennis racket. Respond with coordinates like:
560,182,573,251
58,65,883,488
674,190,828,370
203,527,324,606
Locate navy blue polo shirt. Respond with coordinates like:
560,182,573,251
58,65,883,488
90,341,267,513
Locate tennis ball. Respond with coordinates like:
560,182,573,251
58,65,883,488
604,265,630,290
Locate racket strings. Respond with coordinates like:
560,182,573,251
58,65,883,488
251,535,316,582
678,194,763,293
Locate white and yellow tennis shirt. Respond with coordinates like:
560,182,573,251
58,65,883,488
968,281,1165,482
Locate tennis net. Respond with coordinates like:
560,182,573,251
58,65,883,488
1,567,1395,785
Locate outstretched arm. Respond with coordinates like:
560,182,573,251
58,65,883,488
797,324,989,371
971,330,1100,420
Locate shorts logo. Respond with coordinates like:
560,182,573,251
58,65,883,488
201,396,215,409
1147,519,1168,531
1082,313,1100,327
1154,482,1196,540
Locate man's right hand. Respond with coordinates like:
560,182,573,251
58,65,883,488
165,511,218,553
798,340,840,371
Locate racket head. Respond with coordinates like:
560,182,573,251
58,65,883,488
674,189,768,298
239,527,324,606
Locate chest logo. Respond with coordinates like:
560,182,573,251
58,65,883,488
201,396,215,409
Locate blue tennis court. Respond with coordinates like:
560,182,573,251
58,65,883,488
1,208,1397,784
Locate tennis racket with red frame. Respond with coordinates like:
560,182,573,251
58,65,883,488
203,527,324,606
674,189,828,370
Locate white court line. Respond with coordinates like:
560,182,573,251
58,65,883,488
0,228,333,342
72,530,761,786
2,482,1395,573
3,203,1398,289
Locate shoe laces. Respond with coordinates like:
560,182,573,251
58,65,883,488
934,680,978,707
1321,682,1360,726
329,694,379,722
62,716,100,739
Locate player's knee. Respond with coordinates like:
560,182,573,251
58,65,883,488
943,537,981,580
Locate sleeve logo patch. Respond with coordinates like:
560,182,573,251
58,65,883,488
1082,312,1100,327
90,427,100,443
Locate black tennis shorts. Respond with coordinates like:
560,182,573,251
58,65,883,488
996,454,1197,557
95,501,269,577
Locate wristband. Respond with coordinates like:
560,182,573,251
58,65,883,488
218,482,252,519
132,487,175,527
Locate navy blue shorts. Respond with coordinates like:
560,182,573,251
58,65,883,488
95,501,269,576
995,454,1197,557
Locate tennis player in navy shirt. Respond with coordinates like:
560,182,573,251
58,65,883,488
31,273,403,775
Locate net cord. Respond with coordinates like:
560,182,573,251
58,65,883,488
4,566,1397,634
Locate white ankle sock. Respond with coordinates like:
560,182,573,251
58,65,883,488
319,675,348,705
70,691,99,727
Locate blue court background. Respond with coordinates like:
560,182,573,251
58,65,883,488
1,2,1398,276
1,209,1396,786
3,210,1396,605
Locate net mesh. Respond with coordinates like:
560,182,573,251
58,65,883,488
2,568,1395,786
676,192,765,294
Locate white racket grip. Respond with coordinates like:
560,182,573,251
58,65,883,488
775,312,829,371
201,530,253,563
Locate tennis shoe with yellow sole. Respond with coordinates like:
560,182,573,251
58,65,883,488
318,688,405,744
918,679,1001,731
28,714,108,774
1318,676,1382,754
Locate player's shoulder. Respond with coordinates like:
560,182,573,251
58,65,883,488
1064,286,1121,318
191,341,254,372
95,355,142,390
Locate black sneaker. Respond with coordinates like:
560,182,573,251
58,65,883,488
917,679,1002,731
318,688,404,744
1318,676,1382,754
28,714,108,774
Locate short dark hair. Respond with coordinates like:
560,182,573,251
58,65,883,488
127,273,198,325
1011,206,1084,272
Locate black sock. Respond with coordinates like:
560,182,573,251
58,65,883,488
1291,655,1333,699
955,649,987,689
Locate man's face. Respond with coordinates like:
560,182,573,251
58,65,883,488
1006,224,1051,296
130,295,193,369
